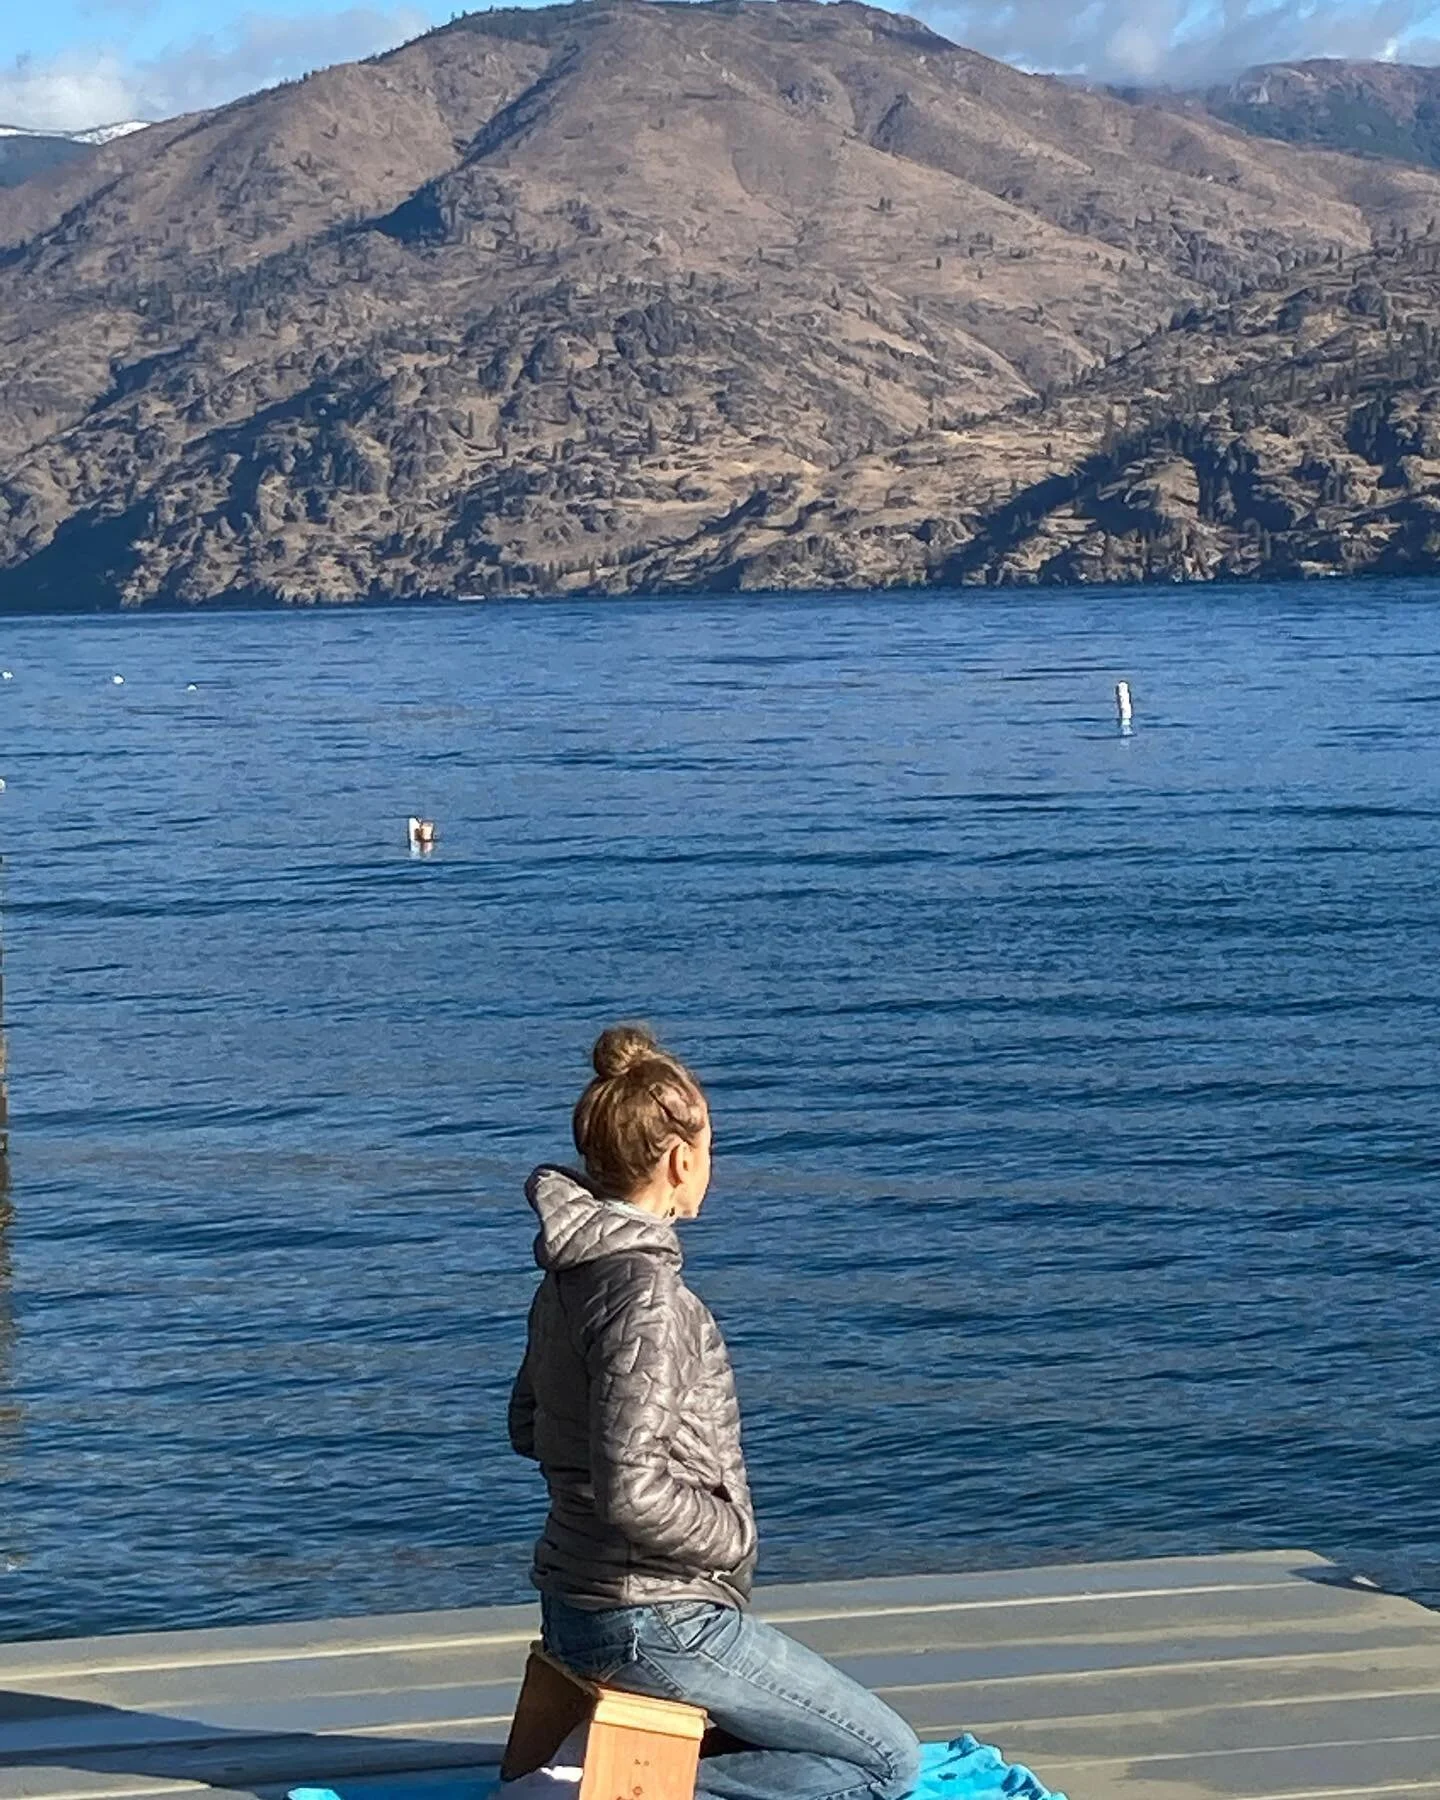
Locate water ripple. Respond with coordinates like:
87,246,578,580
0,584,1437,1637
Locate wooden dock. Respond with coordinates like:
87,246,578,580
2,1551,1438,1800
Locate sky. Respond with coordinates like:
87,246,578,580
6,0,1440,134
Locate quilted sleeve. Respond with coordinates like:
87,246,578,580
508,1348,538,1461
586,1260,754,1573
702,1306,752,1510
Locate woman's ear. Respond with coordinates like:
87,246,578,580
668,1137,690,1188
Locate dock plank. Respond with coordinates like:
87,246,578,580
989,1690,1440,1761
0,1554,1325,1683
1046,1730,1440,1799
12,1625,1440,1753
892,1642,1440,1727
9,1579,1415,1713
1,1553,1436,1800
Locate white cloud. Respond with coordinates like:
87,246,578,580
8,0,1440,137
1105,19,1175,78
914,0,1440,81
0,51,140,133
0,4,432,134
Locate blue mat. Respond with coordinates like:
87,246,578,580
290,1734,1067,1800
916,1735,1067,1800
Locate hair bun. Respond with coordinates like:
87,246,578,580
591,1023,660,1079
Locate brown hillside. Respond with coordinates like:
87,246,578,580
711,231,1440,592
1186,60,1440,172
6,0,1440,603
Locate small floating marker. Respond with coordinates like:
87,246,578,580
0,778,6,791
186,683,198,692
407,815,437,854
111,673,125,685
1,670,11,681
1115,679,1133,735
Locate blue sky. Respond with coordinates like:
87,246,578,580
6,0,1440,132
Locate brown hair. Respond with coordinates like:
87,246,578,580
573,1023,707,1198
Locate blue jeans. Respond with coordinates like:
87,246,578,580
540,1593,920,1800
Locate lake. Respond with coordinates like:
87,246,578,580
0,582,1437,1641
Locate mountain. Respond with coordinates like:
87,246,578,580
68,123,153,146
8,2,1440,605
1191,61,1440,171
884,235,1440,590
0,121,150,190
0,127,94,190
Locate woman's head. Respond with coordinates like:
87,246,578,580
573,1024,711,1219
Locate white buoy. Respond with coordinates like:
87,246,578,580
1115,679,1133,729
407,815,437,853
0,777,6,791
111,673,125,685
1,670,12,681
186,683,198,692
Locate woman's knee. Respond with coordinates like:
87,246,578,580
871,1713,920,1800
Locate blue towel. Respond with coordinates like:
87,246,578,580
289,1735,1066,1800
914,1735,1068,1800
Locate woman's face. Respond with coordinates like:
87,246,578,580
672,1111,713,1220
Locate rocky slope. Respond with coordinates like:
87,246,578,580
1189,61,1440,172
0,122,150,191
805,233,1440,591
8,1,1440,604
0,129,93,191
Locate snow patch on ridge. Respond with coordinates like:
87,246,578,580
0,119,152,142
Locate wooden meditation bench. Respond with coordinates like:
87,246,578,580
503,1645,710,1800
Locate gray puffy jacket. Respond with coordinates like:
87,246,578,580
508,1165,757,1609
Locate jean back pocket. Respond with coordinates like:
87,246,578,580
541,1603,643,1682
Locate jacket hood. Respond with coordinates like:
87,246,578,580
525,1165,683,1273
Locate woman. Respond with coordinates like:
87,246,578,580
508,1024,920,1800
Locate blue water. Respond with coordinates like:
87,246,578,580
0,583,1437,1642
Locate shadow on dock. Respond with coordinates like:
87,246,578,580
0,1688,504,1794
